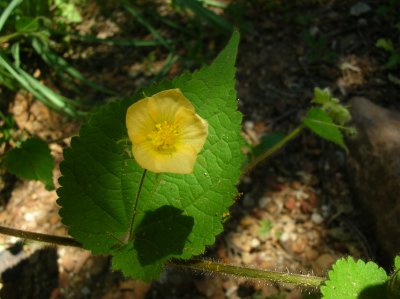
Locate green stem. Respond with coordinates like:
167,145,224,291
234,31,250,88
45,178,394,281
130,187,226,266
0,225,325,286
128,169,147,241
172,259,325,287
0,225,82,248
243,124,305,174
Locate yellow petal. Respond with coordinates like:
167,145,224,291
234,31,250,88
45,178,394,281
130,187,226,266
148,89,194,122
175,107,208,153
126,97,155,144
126,88,208,174
133,142,197,174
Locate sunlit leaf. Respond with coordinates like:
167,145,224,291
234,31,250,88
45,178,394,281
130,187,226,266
321,257,388,299
57,31,243,281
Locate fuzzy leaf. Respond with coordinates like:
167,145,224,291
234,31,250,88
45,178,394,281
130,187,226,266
321,257,388,299
5,137,54,190
304,108,348,152
57,31,243,281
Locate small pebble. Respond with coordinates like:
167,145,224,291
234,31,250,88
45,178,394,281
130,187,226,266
284,197,297,210
280,232,290,242
250,238,261,248
311,212,324,224
241,252,254,264
259,196,271,209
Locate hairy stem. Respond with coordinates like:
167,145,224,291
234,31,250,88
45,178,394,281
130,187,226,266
128,169,147,241
0,225,82,248
172,259,325,287
0,225,325,286
243,124,305,174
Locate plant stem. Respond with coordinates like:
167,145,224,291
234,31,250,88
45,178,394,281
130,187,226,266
0,225,326,286
128,169,147,241
172,259,325,287
243,124,305,174
0,225,82,248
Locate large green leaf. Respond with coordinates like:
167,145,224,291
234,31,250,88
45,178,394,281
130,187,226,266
57,31,243,280
5,137,54,190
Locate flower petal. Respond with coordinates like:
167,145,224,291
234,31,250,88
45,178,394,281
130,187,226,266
175,108,208,153
148,89,194,122
133,142,197,174
126,88,208,174
126,97,155,144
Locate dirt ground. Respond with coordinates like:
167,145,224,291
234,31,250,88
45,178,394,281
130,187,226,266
0,0,399,298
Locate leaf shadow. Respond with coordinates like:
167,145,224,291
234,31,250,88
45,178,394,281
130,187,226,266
357,282,388,299
134,205,194,266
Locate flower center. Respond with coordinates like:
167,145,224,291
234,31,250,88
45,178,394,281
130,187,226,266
148,121,179,151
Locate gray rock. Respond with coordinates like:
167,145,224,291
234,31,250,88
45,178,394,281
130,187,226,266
347,97,400,263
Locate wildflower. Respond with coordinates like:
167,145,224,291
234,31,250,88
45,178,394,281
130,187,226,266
126,88,208,174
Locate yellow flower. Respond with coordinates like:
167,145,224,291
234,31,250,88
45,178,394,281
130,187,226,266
126,88,208,174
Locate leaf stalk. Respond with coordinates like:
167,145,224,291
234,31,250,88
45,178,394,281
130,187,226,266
128,169,147,241
243,124,305,174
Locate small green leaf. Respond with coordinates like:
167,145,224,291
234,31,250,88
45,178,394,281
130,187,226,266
376,38,395,53
303,108,348,152
258,219,273,237
312,87,332,105
5,137,54,190
395,256,400,271
53,1,82,23
384,53,400,70
321,257,388,299
311,88,351,126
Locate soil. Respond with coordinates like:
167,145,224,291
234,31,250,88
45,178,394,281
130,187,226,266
0,0,399,298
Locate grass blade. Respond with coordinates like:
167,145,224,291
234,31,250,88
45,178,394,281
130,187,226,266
55,32,161,47
122,1,171,49
0,65,17,90
31,38,115,95
11,42,20,67
198,0,228,9
0,52,85,117
174,0,232,32
149,53,177,84
0,0,23,32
